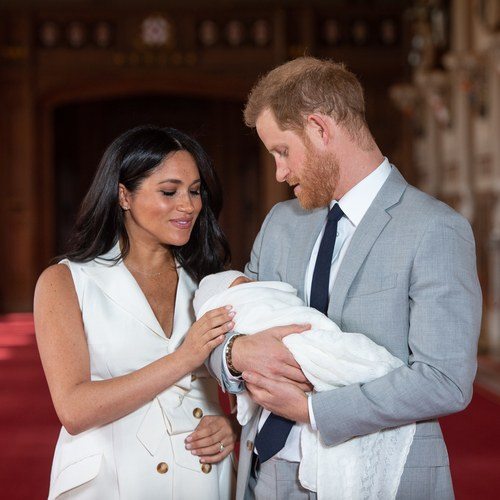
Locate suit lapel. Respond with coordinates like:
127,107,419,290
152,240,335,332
169,267,197,350
286,206,327,300
328,167,408,324
81,244,167,339
328,205,391,324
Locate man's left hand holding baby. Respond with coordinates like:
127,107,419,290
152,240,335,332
243,371,310,423
231,324,311,388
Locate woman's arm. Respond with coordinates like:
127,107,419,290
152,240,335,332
34,264,233,435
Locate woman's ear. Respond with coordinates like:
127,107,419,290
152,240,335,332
118,184,130,211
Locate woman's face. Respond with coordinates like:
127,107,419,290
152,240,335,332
120,150,203,248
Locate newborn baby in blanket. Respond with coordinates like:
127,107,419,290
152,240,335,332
193,271,416,500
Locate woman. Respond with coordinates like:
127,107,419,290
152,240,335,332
34,126,237,499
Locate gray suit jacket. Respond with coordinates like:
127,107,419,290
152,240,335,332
209,167,481,499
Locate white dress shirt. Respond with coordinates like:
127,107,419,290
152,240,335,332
226,158,392,462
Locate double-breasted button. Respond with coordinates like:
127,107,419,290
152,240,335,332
201,463,212,474
157,462,169,474
191,373,198,382
246,440,254,452
193,407,203,419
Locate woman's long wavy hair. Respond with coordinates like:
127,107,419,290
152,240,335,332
61,125,230,282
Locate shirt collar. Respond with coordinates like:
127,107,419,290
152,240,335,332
330,157,392,227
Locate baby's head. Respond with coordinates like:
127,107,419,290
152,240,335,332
229,275,254,287
193,270,254,317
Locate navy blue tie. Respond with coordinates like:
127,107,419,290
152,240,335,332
254,204,344,463
254,413,295,463
310,203,344,314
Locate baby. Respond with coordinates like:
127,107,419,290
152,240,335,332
194,271,416,500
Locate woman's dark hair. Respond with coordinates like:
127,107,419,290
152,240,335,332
62,125,230,282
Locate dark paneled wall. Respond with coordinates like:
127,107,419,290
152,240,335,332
0,0,411,310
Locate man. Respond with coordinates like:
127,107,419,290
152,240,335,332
207,57,481,499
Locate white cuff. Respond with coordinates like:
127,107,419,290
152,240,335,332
308,394,317,430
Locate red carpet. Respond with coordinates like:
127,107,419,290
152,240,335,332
441,385,500,499
1,314,499,499
0,314,60,500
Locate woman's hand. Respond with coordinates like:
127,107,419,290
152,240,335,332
185,415,238,464
176,306,235,372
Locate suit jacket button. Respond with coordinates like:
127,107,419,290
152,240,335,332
201,463,212,474
246,440,254,451
156,462,169,474
193,407,203,419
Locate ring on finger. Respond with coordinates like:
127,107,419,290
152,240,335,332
219,441,224,453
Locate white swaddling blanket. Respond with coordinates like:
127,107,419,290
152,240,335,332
195,278,415,500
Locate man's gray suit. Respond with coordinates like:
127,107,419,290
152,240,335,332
209,167,482,499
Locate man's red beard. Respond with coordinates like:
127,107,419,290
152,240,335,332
292,145,340,210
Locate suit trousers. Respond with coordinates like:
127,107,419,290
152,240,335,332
396,465,454,500
248,458,316,500
247,457,454,500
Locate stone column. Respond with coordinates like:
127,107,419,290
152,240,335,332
414,70,449,197
443,0,475,221
487,36,500,357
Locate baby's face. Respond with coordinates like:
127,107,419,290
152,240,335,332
229,276,254,287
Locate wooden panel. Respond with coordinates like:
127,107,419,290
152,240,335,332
51,95,261,271
0,81,36,311
0,12,36,312
0,0,416,311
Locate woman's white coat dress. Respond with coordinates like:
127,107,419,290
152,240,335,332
48,246,235,499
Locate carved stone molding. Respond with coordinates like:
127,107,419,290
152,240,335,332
389,83,419,116
443,51,482,74
478,0,500,33
488,203,500,356
415,70,451,126
38,20,115,49
488,35,500,75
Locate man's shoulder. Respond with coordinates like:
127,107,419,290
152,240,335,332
384,167,466,224
401,183,470,228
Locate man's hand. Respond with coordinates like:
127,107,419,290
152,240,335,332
243,371,310,423
231,324,311,386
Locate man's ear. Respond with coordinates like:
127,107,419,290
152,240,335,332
118,183,130,211
304,114,332,149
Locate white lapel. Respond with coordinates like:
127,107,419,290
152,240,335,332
81,244,167,340
169,266,197,351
